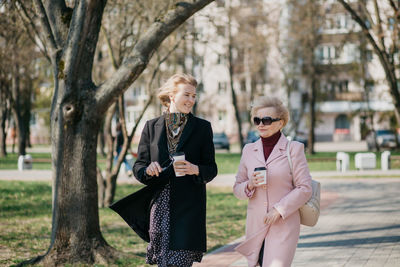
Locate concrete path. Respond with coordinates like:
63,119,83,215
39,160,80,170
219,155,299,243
194,178,400,267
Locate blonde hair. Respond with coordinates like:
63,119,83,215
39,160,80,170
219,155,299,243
157,73,197,107
251,96,289,127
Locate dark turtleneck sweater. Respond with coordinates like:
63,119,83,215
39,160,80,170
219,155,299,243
261,131,281,161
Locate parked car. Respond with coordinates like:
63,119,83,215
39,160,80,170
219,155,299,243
292,133,308,148
244,130,260,144
213,132,230,151
366,129,398,150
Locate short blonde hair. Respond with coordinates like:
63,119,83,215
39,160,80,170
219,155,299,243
157,73,197,107
251,96,289,127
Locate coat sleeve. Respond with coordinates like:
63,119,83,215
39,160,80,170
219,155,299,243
233,145,255,200
133,121,172,186
193,121,218,184
273,142,312,219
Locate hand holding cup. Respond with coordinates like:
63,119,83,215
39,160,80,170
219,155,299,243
248,167,267,190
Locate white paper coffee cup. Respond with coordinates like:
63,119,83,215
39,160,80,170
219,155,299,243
172,152,185,177
254,167,267,185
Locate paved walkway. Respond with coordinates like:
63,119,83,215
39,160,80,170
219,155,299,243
194,178,400,267
1,170,399,266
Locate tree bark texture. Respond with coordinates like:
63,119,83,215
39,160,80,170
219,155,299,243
25,0,214,265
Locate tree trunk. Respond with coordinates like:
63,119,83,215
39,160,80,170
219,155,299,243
0,89,8,157
0,111,7,157
307,78,316,154
228,7,244,151
100,103,116,207
11,67,30,156
43,84,116,264
97,166,105,208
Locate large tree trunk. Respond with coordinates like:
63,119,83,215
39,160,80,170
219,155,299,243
45,99,116,264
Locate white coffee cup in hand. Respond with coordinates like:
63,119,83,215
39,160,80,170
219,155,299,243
172,152,185,177
254,167,267,185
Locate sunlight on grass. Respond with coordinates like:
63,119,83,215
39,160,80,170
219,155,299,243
0,181,247,266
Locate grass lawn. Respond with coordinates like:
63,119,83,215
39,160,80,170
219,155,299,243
0,181,247,266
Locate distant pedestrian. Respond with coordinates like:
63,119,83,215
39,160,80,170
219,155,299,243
113,122,133,176
233,96,312,267
10,124,16,154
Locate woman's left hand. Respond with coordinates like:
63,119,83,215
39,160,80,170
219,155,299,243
174,160,199,176
264,208,281,225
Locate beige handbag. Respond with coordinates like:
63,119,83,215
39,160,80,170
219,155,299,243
287,141,321,227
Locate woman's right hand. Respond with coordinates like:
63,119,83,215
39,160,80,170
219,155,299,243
146,161,162,177
247,171,264,190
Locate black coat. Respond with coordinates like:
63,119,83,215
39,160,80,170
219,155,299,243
110,113,217,252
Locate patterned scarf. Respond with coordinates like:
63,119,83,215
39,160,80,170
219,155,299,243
164,111,189,154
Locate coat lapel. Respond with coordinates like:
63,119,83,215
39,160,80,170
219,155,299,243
251,139,266,165
176,113,195,152
266,133,288,166
154,116,169,163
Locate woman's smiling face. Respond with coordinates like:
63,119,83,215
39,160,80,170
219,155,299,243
169,83,197,114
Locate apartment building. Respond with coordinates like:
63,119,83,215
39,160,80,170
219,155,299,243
121,0,395,144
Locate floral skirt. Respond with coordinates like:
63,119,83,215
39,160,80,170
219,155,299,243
146,184,203,267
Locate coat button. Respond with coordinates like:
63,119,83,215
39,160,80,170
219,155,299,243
262,185,267,190
264,202,268,206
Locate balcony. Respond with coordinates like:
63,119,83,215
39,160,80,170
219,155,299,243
335,92,364,101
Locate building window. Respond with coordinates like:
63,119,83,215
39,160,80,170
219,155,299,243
366,50,373,62
218,110,226,121
365,81,374,92
218,82,227,94
215,0,224,7
335,114,350,130
132,86,143,98
338,80,349,93
217,54,226,65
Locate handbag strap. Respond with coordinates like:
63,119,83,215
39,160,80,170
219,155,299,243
287,140,293,174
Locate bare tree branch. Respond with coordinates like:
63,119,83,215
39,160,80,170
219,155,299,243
388,0,398,13
94,0,214,114
373,0,386,52
338,0,392,75
15,1,51,62
101,25,119,70
31,0,58,53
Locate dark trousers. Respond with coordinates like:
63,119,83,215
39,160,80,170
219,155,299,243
258,242,265,267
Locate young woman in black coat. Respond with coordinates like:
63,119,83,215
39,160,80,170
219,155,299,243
133,73,218,267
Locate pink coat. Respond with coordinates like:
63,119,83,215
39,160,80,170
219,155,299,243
233,134,312,267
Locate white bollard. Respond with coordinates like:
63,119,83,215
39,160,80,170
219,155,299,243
17,154,33,171
381,151,391,171
336,152,349,172
355,153,376,170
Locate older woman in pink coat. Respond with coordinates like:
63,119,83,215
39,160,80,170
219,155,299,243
233,97,312,267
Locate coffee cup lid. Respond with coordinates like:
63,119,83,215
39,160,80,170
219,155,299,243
254,167,266,171
171,152,185,157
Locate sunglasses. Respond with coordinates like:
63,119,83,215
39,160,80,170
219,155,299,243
253,116,281,126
